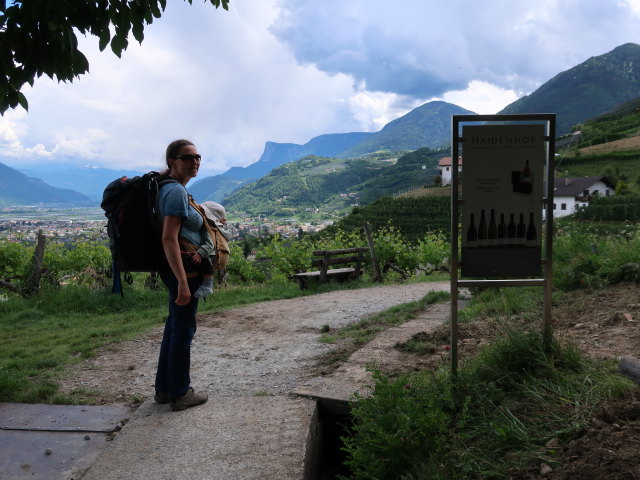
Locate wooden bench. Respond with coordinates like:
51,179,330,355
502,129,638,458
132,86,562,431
292,247,368,289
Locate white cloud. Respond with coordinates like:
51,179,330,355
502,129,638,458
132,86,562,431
348,89,421,131
273,0,640,98
623,0,640,15
6,0,361,176
51,129,110,159
1,0,639,178
440,81,520,115
0,109,51,159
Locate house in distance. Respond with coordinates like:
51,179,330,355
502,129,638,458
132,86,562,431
545,176,615,218
437,156,463,185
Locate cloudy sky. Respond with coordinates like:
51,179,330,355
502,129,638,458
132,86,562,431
1,0,640,176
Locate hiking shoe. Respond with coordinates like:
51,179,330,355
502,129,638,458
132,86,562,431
154,392,170,404
171,388,208,412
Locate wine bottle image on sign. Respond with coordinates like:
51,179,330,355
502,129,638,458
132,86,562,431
478,209,487,248
523,159,531,181
507,213,516,248
466,213,478,248
516,213,526,248
497,213,507,247
487,209,497,248
526,211,537,247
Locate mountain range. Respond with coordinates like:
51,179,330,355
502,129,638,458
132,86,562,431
0,162,92,206
17,164,146,203
191,43,640,204
499,43,640,135
2,42,639,207
188,101,474,203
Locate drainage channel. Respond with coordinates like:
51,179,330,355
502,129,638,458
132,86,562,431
304,398,354,480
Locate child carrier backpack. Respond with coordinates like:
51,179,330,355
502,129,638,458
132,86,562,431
101,172,177,294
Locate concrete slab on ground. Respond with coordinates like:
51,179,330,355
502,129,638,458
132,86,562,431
0,403,131,480
81,395,317,480
0,403,130,432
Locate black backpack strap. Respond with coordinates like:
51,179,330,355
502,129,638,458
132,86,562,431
111,258,123,296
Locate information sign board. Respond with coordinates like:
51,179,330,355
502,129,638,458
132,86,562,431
461,124,545,277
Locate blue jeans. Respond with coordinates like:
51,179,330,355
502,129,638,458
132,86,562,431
155,269,201,401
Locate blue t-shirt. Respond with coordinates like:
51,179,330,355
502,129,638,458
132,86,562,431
158,182,203,247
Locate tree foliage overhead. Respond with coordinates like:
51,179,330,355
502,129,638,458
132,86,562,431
0,0,230,114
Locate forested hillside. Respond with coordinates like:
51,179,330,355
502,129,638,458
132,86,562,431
569,96,640,149
223,156,385,217
223,147,447,219
556,98,640,193
354,147,444,204
339,101,474,157
499,43,640,135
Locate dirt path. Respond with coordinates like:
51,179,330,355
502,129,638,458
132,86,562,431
59,282,449,405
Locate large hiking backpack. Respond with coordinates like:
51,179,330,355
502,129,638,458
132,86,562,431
101,172,176,293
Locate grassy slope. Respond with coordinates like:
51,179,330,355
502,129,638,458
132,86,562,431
570,135,640,155
557,150,640,191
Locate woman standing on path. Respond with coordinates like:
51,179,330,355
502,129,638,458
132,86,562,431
154,139,209,411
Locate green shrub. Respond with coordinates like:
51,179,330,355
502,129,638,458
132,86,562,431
553,222,640,290
417,231,449,268
343,328,632,480
574,194,640,221
0,240,31,279
227,242,266,284
260,234,313,277
371,225,420,273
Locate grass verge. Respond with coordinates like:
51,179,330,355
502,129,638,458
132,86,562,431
313,289,451,375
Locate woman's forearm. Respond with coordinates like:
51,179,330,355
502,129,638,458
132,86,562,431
163,236,187,283
162,215,191,305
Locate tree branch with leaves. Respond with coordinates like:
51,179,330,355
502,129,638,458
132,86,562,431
0,0,229,114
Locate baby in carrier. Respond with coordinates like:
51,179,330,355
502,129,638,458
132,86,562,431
190,201,231,298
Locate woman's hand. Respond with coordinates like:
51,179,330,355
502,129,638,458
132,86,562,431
175,280,191,306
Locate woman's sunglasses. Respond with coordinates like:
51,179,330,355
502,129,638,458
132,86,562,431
174,154,202,162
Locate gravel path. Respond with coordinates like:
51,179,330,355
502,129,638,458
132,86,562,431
59,282,450,404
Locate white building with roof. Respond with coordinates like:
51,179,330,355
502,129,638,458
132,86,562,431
546,176,615,218
437,156,462,185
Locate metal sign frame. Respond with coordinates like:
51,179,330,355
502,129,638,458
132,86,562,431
450,114,556,375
